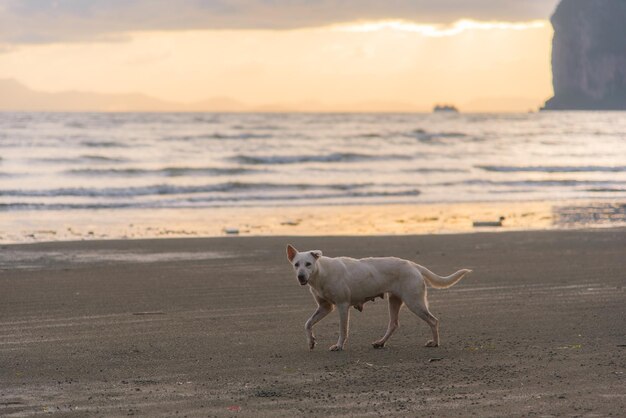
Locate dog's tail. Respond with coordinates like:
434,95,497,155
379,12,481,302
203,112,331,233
415,264,471,289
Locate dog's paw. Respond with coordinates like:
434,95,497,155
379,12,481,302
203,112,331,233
308,337,316,350
329,344,343,351
424,340,439,347
372,341,385,349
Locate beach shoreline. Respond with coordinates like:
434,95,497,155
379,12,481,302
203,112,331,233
3,199,625,244
1,228,625,416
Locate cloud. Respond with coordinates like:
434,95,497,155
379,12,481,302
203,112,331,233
334,19,547,37
0,0,559,44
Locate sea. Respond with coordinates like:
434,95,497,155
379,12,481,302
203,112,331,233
1,111,625,241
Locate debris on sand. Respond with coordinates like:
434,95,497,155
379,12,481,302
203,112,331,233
557,344,582,350
255,389,281,397
132,311,165,315
473,216,505,227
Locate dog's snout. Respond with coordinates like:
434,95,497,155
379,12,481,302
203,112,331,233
297,273,307,285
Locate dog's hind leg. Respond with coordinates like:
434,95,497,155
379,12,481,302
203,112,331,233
372,294,402,349
402,287,440,347
305,300,333,350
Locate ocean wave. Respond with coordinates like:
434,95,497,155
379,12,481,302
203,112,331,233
439,179,625,187
231,124,281,131
64,166,259,177
186,189,420,203
231,152,411,165
406,129,470,141
163,132,272,141
585,188,626,193
0,189,420,211
0,202,135,210
33,155,129,164
80,154,129,163
83,140,129,148
402,168,468,173
477,165,626,173
191,115,220,124
1,182,377,198
351,132,384,139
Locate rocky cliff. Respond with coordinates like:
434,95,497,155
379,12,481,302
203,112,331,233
543,0,626,110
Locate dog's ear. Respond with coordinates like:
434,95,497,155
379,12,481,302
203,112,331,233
286,244,298,262
310,250,322,260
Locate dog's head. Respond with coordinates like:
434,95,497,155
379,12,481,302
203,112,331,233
286,244,322,286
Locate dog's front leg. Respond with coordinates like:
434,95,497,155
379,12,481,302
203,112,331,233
329,303,350,351
305,301,333,350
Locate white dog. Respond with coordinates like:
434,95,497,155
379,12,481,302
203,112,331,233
286,245,471,351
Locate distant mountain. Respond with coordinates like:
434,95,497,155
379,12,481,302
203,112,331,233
543,0,626,110
0,78,538,113
0,78,173,111
0,79,426,112
0,78,249,112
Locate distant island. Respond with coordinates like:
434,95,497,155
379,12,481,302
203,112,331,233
543,0,626,110
433,104,459,113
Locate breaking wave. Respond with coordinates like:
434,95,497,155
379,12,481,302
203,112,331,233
477,165,626,173
231,152,411,165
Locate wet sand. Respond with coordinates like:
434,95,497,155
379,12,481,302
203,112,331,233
1,229,625,416
4,200,626,243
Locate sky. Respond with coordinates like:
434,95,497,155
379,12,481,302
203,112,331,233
0,0,561,112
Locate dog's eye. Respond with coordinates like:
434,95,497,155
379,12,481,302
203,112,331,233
294,262,300,267
305,262,312,267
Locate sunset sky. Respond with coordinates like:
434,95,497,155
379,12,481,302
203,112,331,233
0,0,560,111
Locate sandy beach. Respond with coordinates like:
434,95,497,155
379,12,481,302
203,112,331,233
1,228,624,417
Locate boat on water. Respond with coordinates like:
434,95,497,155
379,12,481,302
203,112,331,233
433,104,459,113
